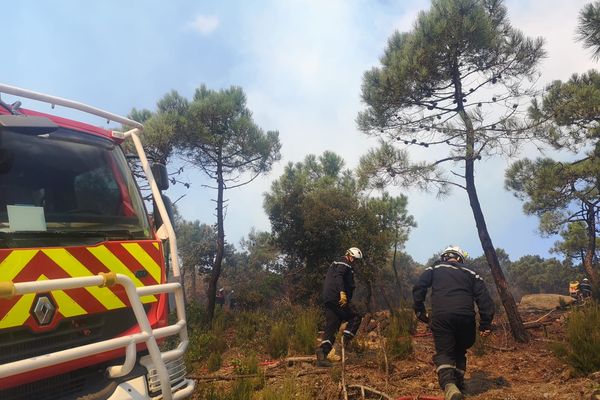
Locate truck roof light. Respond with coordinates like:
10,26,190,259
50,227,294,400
0,115,58,135
111,130,125,139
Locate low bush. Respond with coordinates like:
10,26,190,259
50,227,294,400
231,353,260,375
207,351,222,372
291,307,319,355
234,311,268,345
259,377,312,400
267,321,290,358
565,301,600,374
384,310,414,360
186,331,227,367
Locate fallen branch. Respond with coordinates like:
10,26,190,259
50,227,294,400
190,369,329,382
524,321,553,329
285,356,316,362
523,309,557,325
485,344,516,352
347,384,393,400
533,338,564,343
395,368,426,379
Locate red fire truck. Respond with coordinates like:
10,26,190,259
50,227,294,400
0,84,195,399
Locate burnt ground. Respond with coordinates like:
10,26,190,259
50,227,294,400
190,308,600,400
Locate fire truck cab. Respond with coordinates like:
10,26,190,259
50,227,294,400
0,84,194,400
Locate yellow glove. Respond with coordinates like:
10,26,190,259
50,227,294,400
339,291,348,307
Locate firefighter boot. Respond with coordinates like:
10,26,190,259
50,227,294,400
327,348,341,362
455,369,466,392
316,347,332,367
444,383,464,400
342,333,354,351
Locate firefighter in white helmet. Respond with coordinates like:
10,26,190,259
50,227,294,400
580,278,592,299
316,247,364,367
413,246,494,400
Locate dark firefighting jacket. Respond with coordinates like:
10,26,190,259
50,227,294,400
412,260,495,329
322,257,356,305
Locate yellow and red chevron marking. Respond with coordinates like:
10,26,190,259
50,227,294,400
0,240,165,330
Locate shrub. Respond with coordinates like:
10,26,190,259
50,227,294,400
259,377,312,400
384,311,414,360
207,351,222,372
228,379,253,400
291,307,319,354
547,340,568,360
231,353,260,375
234,311,268,344
565,301,600,374
212,308,227,333
194,383,222,400
186,300,209,328
186,331,227,366
267,321,290,358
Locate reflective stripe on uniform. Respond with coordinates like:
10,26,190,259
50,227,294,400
436,364,456,372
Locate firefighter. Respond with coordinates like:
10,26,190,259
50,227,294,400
569,280,581,303
216,288,225,307
315,247,364,367
412,246,495,400
580,278,592,299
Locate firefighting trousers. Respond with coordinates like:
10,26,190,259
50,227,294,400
319,302,362,354
430,314,476,389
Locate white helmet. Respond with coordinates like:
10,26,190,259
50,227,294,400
582,278,589,282
346,247,363,259
441,245,468,262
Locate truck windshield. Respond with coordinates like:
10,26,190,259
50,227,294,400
0,127,151,244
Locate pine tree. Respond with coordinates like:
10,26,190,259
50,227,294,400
357,0,545,342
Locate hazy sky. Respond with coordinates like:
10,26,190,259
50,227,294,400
2,0,597,263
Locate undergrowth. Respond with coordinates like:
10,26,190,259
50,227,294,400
565,300,600,374
384,309,415,360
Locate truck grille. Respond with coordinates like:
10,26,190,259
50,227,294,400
0,367,96,400
0,363,148,400
0,307,142,365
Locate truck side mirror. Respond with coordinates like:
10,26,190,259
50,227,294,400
151,163,169,191
153,194,175,231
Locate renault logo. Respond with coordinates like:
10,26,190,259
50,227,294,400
32,294,56,326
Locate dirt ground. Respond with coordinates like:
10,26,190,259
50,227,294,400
190,307,600,400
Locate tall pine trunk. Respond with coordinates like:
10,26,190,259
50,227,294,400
584,203,600,287
207,152,225,327
465,155,529,342
454,63,529,342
